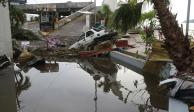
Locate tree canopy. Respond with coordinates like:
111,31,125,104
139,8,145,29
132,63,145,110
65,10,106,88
113,0,143,33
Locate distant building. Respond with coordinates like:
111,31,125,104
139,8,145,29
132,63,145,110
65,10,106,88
10,0,26,4
0,4,13,58
102,0,151,12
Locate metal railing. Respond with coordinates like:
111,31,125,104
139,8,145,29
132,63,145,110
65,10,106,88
55,3,95,29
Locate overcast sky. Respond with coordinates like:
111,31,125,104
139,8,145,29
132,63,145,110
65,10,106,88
27,0,194,23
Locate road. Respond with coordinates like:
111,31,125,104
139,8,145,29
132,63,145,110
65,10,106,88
50,15,86,47
23,15,86,47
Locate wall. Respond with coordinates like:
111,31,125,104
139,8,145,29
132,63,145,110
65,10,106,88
0,4,13,58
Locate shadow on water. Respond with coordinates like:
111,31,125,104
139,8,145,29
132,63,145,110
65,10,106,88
14,57,178,112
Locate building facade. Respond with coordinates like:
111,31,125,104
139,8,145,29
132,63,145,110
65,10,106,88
102,0,151,12
0,4,13,58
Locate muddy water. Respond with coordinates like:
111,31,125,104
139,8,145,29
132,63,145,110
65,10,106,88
16,58,168,112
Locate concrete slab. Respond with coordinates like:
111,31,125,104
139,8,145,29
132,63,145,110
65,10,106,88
0,65,17,112
110,51,145,74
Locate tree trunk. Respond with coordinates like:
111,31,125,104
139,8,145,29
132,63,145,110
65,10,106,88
152,0,192,74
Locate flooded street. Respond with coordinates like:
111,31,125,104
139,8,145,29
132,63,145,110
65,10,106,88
16,58,168,112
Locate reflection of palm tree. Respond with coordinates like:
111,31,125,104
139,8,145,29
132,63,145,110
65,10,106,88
142,62,168,110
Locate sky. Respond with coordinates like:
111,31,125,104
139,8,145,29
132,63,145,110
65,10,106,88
27,0,194,23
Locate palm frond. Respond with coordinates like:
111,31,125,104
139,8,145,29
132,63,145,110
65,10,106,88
113,2,143,33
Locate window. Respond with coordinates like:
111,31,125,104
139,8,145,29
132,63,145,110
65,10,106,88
80,33,85,40
86,31,94,37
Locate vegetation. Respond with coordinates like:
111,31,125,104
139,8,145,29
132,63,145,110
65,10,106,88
10,5,26,33
113,0,143,33
140,21,156,53
9,5,40,40
100,4,112,27
112,0,192,75
151,0,192,74
140,10,157,53
12,28,40,40
0,0,6,7
140,10,156,23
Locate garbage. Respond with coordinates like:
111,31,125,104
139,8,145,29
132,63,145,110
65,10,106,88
94,40,113,51
13,47,22,60
0,55,10,69
18,50,34,64
26,56,45,66
46,36,60,48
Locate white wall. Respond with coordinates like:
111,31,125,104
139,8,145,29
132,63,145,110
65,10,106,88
0,4,13,58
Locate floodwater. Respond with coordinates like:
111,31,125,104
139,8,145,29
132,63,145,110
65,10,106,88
16,58,168,112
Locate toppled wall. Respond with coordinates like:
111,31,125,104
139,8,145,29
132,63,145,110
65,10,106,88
0,4,13,58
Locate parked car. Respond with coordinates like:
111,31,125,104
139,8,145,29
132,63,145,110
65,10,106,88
69,28,108,49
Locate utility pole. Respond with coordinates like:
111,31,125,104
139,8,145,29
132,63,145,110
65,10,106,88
94,0,96,23
186,0,191,38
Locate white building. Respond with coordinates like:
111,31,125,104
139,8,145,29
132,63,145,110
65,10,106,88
0,4,13,58
102,0,118,12
102,0,150,12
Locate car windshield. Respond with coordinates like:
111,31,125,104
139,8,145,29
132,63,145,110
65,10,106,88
93,25,106,32
86,31,94,37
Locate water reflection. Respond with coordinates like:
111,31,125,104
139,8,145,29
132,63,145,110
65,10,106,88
15,69,31,111
34,61,59,73
77,58,124,101
15,57,170,112
74,58,169,111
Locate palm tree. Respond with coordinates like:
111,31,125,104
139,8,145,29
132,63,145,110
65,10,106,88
114,0,192,75
9,5,26,32
152,0,192,74
113,0,143,33
101,4,112,27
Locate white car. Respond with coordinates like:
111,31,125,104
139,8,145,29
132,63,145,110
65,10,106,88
159,77,194,100
69,28,108,49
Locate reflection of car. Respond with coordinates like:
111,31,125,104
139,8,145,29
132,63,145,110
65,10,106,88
69,28,108,49
159,78,194,102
